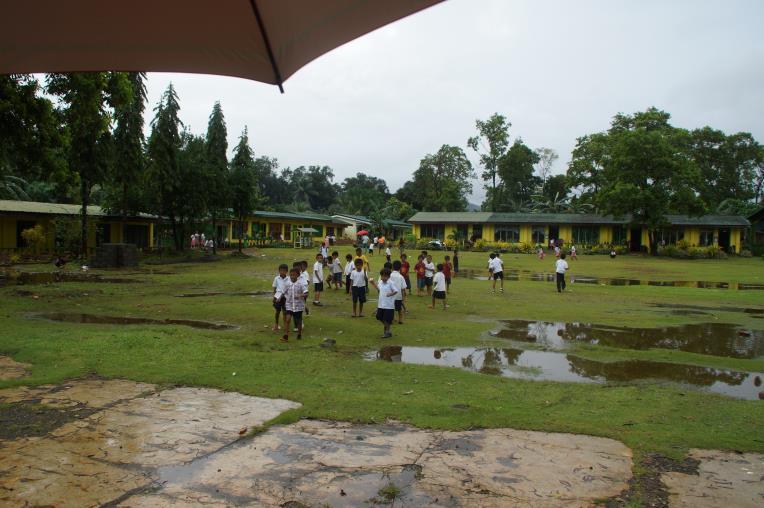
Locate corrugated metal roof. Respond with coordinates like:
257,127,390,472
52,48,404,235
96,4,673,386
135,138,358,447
332,213,371,224
490,213,625,224
253,210,336,222
408,211,750,227
664,215,750,227
408,212,493,223
0,199,156,219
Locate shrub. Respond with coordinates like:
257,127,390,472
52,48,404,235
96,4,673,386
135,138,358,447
739,249,752,258
21,225,47,255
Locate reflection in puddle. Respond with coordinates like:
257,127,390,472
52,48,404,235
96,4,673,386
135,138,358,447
494,320,764,359
367,346,763,400
37,312,236,330
456,269,764,290
0,270,141,286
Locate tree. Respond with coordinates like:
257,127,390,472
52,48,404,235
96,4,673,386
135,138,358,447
146,83,185,250
567,132,610,209
497,139,540,210
534,147,558,185
204,102,229,254
283,165,339,211
542,174,568,203
47,72,130,258
574,108,704,255
338,172,390,216
467,113,511,211
229,127,258,253
380,196,415,222
0,174,29,200
690,127,762,211
402,145,474,212
0,75,68,198
104,72,147,217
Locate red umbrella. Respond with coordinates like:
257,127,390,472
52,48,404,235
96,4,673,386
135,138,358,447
356,230,369,236
0,0,442,92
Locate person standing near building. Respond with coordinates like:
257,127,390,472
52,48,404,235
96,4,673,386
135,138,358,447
555,252,569,293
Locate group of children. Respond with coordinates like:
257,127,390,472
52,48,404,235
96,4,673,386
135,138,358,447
271,248,457,341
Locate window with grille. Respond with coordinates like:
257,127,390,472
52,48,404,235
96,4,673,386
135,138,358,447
420,224,445,239
494,225,520,242
572,226,600,245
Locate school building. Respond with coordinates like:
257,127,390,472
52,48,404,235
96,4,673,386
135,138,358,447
0,199,157,252
408,212,749,252
221,210,346,245
331,213,412,240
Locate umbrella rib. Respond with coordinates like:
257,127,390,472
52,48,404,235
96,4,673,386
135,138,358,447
249,0,285,93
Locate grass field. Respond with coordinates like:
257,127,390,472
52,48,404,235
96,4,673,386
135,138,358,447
2,248,763,477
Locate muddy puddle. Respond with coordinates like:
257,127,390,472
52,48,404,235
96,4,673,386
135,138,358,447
367,346,764,400
36,312,237,330
456,268,764,289
493,319,764,359
0,270,141,286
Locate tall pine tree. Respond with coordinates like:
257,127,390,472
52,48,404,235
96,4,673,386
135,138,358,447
204,102,228,253
229,127,258,253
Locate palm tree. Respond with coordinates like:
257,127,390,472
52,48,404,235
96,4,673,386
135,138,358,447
0,173,30,200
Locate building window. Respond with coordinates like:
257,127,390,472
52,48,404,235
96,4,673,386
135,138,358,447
613,226,627,245
283,223,292,240
657,228,684,245
572,226,600,245
471,224,483,241
532,226,545,244
420,224,445,239
269,223,282,239
494,225,520,243
124,224,149,248
699,229,713,246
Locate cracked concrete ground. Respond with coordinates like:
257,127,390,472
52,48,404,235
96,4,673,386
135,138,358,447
0,379,759,507
662,449,764,508
0,355,31,380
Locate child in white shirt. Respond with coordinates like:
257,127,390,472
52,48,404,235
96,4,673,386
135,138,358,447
330,251,343,289
271,263,289,331
555,252,569,293
390,260,407,324
343,253,354,295
312,253,324,305
429,263,448,310
369,268,398,338
424,255,436,296
488,253,504,293
350,258,367,317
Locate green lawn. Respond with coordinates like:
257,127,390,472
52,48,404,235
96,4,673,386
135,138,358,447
1,248,763,465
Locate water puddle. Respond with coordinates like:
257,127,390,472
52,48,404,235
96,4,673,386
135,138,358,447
456,269,764,290
367,346,764,400
0,270,141,286
493,320,764,359
650,303,764,315
36,312,237,330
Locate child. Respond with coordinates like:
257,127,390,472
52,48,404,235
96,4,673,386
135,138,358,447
299,261,310,316
429,263,448,310
312,253,324,305
570,245,577,261
489,253,504,293
369,267,398,338
320,243,329,266
424,254,436,296
453,248,459,273
391,260,407,324
555,252,569,293
331,251,343,289
344,253,354,294
354,247,370,294
443,255,453,292
350,258,367,317
277,267,308,342
385,245,391,263
271,263,289,331
537,245,545,260
414,255,426,297
400,253,411,296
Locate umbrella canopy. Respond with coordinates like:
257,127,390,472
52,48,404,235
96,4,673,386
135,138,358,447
356,230,369,236
0,0,442,91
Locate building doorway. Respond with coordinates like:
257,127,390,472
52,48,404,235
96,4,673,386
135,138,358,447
718,228,730,252
630,228,642,252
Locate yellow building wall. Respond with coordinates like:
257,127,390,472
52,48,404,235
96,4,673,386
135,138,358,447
731,229,740,251
558,225,572,243
482,224,494,242
519,225,532,243
599,226,613,244
684,228,699,246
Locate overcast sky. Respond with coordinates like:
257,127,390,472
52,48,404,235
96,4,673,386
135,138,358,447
144,0,764,204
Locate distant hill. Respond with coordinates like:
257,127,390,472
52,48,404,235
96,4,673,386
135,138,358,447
466,202,481,211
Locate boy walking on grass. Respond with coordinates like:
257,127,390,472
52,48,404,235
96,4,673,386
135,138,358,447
429,263,448,309
312,253,324,305
369,267,398,338
271,263,289,331
330,251,343,289
424,254,436,296
414,254,426,296
344,253,354,295
556,252,569,293
389,261,407,324
489,253,504,293
400,253,411,295
350,258,367,317
277,267,308,342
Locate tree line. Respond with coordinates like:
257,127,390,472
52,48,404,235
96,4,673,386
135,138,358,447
2,74,762,255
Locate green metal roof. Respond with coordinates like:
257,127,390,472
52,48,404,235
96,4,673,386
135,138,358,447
252,210,337,223
0,199,156,219
409,211,749,227
408,212,493,223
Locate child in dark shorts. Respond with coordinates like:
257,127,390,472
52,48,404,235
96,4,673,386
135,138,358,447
278,267,308,342
271,263,289,331
443,255,453,292
344,253,353,294
350,258,367,317
369,267,398,338
400,253,411,295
